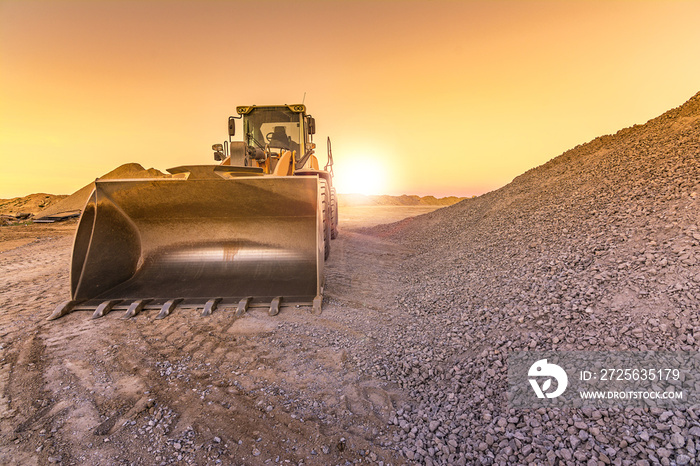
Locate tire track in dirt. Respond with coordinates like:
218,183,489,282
0,362,15,422
0,234,74,464
124,304,398,464
325,230,413,311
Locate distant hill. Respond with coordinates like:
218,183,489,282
35,163,168,218
339,193,465,207
0,193,67,216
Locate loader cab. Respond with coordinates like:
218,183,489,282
233,105,316,171
241,106,301,154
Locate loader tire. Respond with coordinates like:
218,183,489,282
321,179,331,260
330,187,339,239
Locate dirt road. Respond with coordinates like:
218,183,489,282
0,206,441,465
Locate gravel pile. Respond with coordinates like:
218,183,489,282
364,91,700,464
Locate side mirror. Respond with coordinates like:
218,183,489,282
307,116,315,135
212,143,224,161
228,116,236,137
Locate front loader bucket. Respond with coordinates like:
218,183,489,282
49,171,324,320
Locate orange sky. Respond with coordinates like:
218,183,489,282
1,0,699,198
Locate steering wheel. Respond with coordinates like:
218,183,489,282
265,132,274,142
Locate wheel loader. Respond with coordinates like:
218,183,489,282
49,104,338,321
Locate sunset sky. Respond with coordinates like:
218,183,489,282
1,0,699,198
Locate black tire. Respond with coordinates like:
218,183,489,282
330,186,339,239
320,179,331,260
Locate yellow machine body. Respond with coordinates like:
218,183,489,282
49,105,337,320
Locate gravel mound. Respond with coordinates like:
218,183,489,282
365,91,700,464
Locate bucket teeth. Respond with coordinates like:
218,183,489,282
123,299,152,319
201,298,223,317
47,300,83,321
269,297,282,316
156,298,184,320
236,297,252,317
91,300,121,319
51,295,323,320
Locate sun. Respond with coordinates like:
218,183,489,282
332,157,387,195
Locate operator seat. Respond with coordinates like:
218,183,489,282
269,126,291,149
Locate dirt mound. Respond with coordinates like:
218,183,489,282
36,163,168,218
0,193,67,216
339,193,465,207
364,91,700,463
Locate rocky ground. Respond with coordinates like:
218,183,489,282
0,91,699,466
